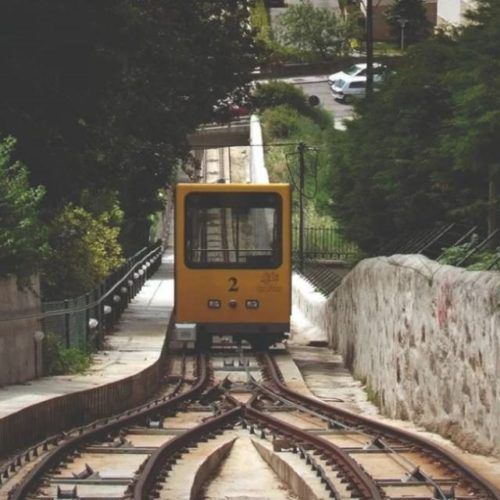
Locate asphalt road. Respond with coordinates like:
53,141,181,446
286,76,354,130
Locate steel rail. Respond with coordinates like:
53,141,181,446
133,406,242,499
252,369,452,497
8,354,210,500
243,405,382,500
262,352,500,499
134,385,380,500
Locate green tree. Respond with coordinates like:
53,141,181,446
0,137,47,283
43,204,123,299
0,0,260,253
385,0,431,47
327,36,456,251
441,0,500,243
276,0,357,60
327,0,500,253
251,0,272,45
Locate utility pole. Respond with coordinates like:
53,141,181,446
488,169,498,248
366,0,374,97
298,142,306,272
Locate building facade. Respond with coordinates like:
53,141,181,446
436,0,476,26
360,0,437,41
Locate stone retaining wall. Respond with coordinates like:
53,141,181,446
293,256,500,456
0,276,41,385
0,316,171,458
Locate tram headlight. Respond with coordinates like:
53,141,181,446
245,299,259,309
207,299,221,309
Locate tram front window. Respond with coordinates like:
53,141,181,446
185,192,282,269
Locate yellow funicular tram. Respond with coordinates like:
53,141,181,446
174,182,291,349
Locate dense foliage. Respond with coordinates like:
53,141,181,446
0,0,259,252
0,0,259,293
0,137,47,283
327,0,500,253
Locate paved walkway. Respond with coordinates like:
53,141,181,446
0,252,174,421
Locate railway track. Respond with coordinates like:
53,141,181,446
4,344,499,500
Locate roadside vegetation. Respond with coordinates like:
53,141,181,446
253,82,345,236
43,334,92,375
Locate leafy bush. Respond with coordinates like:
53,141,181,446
253,81,333,129
43,334,92,375
438,243,471,266
439,243,500,270
0,137,48,284
253,81,310,112
43,204,124,299
261,105,305,139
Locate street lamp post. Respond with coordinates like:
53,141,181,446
398,18,408,51
33,330,45,378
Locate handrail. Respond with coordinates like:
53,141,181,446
0,242,162,322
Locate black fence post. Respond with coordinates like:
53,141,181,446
64,299,70,348
85,293,90,347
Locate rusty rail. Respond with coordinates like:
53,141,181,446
133,405,242,499
244,405,382,499
8,355,210,500
261,352,500,499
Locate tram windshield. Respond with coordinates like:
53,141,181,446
185,192,282,269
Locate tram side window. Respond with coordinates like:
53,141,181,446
185,192,282,269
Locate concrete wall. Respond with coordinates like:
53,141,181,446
0,276,41,386
293,255,500,456
437,0,476,26
249,115,269,184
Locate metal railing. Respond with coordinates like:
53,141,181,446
293,222,500,297
291,226,358,297
292,226,359,262
40,241,163,350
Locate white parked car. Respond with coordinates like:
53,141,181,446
327,63,385,85
328,63,387,103
330,77,368,103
